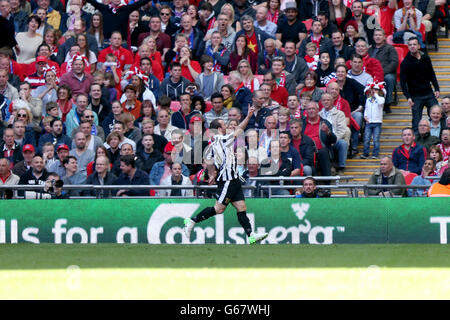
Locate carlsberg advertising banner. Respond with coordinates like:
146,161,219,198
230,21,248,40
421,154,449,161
0,199,449,244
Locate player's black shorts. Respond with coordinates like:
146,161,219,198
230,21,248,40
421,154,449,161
215,179,245,205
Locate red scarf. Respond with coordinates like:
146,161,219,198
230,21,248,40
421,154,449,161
334,95,344,111
440,144,450,161
244,79,255,92
235,82,245,93
108,3,124,14
276,72,286,88
58,99,73,122
300,86,315,95
207,17,216,31
310,35,322,54
267,10,279,24
400,7,418,28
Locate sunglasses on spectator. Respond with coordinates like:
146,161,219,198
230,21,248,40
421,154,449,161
17,113,27,117
160,12,170,16
84,115,94,118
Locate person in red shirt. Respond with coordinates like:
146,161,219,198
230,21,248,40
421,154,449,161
133,38,164,81
263,71,288,107
366,0,397,36
97,31,134,72
346,38,384,82
176,45,201,83
302,101,336,177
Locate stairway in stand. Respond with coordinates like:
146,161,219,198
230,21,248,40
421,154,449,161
334,35,450,197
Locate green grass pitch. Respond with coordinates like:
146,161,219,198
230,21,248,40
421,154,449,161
1,244,449,299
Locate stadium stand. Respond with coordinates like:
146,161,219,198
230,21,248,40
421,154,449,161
0,0,449,199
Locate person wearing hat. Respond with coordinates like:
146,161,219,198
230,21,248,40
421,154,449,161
11,144,35,177
149,142,190,185
275,2,307,49
24,56,49,89
343,19,360,47
26,44,60,79
18,154,50,197
47,144,70,178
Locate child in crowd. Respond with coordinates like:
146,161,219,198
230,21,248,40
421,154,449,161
294,91,312,119
304,42,319,71
316,51,334,87
103,72,118,103
361,80,385,159
45,101,60,118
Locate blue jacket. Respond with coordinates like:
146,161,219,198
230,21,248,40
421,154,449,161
392,143,427,175
171,110,201,130
236,86,252,117
149,161,190,185
38,133,72,154
113,168,150,196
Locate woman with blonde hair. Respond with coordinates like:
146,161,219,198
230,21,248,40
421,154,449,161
140,36,164,81
217,3,241,32
277,107,291,131
237,59,260,93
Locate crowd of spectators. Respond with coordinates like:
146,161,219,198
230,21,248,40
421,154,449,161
0,0,449,198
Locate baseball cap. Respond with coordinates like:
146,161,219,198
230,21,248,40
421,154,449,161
190,115,203,123
36,56,48,63
164,142,175,153
57,144,69,152
22,144,35,153
284,2,298,11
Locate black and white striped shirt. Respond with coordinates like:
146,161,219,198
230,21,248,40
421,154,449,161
205,133,238,182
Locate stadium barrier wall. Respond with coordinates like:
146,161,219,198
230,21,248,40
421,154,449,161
0,198,448,244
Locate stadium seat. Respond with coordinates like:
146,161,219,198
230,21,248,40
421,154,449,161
205,101,213,112
386,35,394,45
419,23,427,45
170,101,181,112
402,172,418,185
254,74,264,85
302,19,313,32
392,44,409,104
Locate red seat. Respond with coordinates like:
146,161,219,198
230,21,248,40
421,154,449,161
170,101,181,112
205,101,213,112
393,44,408,82
254,74,264,85
419,23,426,43
302,19,313,32
402,172,418,185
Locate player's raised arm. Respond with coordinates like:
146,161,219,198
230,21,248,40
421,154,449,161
235,106,256,137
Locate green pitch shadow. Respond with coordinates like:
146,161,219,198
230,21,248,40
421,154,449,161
0,244,449,269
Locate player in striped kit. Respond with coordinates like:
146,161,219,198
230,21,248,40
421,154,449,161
184,103,268,244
